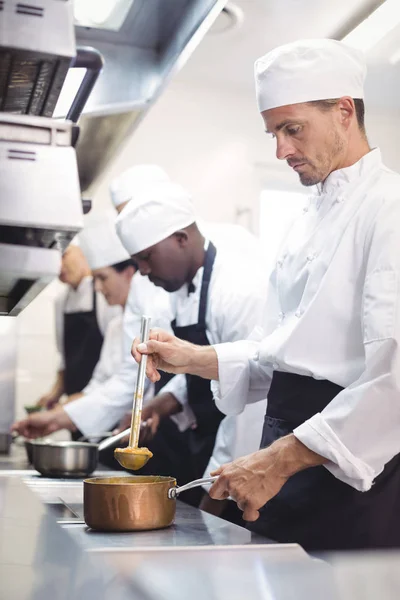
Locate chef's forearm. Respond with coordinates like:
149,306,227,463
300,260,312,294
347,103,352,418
52,370,65,399
272,433,327,478
187,345,219,380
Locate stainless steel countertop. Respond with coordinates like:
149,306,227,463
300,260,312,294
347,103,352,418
2,453,400,600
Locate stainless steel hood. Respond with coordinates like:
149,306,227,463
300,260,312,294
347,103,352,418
71,0,227,194
0,0,225,316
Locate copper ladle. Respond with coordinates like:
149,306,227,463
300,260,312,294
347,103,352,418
114,315,153,470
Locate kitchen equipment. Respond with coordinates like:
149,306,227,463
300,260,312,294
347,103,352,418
114,316,153,471
31,428,130,477
84,476,218,531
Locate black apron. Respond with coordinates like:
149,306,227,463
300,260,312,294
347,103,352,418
249,372,400,552
63,283,104,395
171,242,224,484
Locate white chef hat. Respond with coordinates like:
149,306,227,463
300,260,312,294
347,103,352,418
110,164,169,208
78,210,131,270
116,181,196,256
255,39,366,112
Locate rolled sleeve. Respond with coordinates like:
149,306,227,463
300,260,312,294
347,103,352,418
212,340,272,416
294,415,375,492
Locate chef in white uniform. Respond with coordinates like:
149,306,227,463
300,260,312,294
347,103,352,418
75,212,137,396
36,242,119,410
116,180,269,510
131,39,400,551
110,164,169,214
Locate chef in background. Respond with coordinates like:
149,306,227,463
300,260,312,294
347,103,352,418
132,39,400,551
71,211,137,398
36,242,119,410
110,164,169,214
115,180,269,510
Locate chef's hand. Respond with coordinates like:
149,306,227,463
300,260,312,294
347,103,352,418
139,409,161,445
11,407,76,439
36,393,60,410
132,328,218,383
139,393,182,444
209,434,327,522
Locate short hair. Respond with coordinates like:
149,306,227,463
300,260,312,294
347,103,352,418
111,258,138,272
308,98,366,134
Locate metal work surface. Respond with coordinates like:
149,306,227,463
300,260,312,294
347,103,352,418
2,460,400,600
0,475,135,600
63,501,269,550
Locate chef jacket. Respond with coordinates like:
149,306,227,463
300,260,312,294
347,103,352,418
82,314,123,395
65,224,269,471
64,273,177,433
212,148,400,493
159,228,269,474
55,276,120,370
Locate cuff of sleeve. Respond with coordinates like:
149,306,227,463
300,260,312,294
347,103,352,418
170,404,197,432
294,413,376,492
64,394,115,436
212,341,255,416
161,375,188,406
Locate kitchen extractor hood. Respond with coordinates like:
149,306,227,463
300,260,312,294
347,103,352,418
0,1,95,316
0,0,226,316
61,0,227,194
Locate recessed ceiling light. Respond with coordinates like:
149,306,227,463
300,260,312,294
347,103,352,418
74,0,134,31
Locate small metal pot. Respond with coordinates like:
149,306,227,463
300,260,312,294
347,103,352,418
30,429,131,477
83,475,217,531
32,441,99,478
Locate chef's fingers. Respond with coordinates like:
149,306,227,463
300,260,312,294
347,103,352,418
132,329,173,358
136,339,166,356
209,475,230,500
210,465,224,476
145,362,161,383
11,420,26,435
149,414,160,436
241,504,260,522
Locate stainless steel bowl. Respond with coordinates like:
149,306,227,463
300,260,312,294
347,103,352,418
32,441,99,478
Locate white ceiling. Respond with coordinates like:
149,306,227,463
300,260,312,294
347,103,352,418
177,0,400,111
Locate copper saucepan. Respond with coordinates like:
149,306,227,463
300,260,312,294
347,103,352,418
83,475,217,531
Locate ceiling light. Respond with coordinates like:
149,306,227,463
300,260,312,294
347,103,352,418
342,0,400,52
74,0,134,31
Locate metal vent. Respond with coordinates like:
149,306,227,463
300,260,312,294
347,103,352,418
16,3,44,17
7,148,36,161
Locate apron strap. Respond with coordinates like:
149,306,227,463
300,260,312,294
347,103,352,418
197,241,217,328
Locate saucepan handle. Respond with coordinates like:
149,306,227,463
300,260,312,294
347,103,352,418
168,476,218,499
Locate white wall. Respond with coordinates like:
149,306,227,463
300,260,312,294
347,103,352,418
90,80,274,230
14,77,400,417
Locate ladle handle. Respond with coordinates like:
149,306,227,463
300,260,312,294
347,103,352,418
97,428,131,452
168,476,218,499
130,316,151,448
